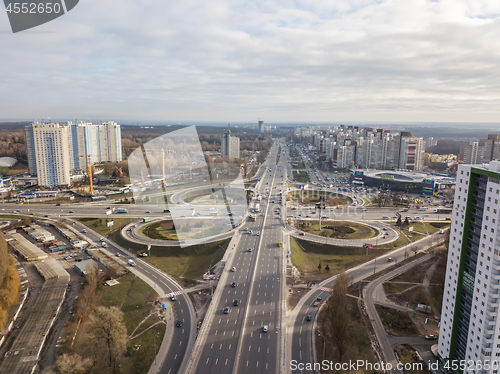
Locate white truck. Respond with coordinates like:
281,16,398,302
255,203,260,211
128,259,136,267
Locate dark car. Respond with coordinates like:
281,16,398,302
55,203,60,206
306,315,312,322
44,215,49,217
68,211,73,213
176,320,183,328
231,282,236,288
233,299,239,306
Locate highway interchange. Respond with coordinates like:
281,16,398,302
0,138,453,374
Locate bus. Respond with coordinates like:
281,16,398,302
143,217,152,223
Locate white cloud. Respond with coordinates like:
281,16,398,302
1,0,500,122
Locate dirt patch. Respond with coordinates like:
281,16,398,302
287,286,311,310
188,288,213,323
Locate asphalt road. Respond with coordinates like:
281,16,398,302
193,140,288,374
69,219,195,374
288,230,448,373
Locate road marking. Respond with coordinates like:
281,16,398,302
206,358,210,364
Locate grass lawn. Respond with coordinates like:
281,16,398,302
0,161,29,176
291,237,390,281
395,345,433,374
383,282,417,295
251,167,259,177
297,220,378,240
110,229,230,280
290,190,352,206
99,273,165,374
292,162,305,169
292,171,310,183
76,217,136,236
425,221,450,234
139,220,230,241
375,305,419,336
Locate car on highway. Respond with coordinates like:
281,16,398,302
231,282,236,287
146,211,151,214
176,320,183,327
388,257,393,262
424,334,437,340
100,238,105,241
233,299,239,306
44,215,49,217
68,211,73,213
55,203,60,206
256,231,260,236
29,213,34,215
306,315,311,322
299,232,305,236
170,294,176,301
262,325,268,332
231,267,236,272
82,229,87,233
248,248,252,252
223,307,230,314
116,253,121,257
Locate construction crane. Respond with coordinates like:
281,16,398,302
75,153,117,195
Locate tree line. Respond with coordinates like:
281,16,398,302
0,232,20,331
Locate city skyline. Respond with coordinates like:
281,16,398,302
1,0,500,121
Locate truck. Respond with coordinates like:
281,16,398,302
435,208,453,214
313,297,322,307
143,217,152,223
128,259,136,266
255,203,260,211
251,214,256,222
116,208,128,213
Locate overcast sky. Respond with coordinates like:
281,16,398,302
1,0,500,123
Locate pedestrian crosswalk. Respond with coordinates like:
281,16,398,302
168,290,183,297
318,286,333,292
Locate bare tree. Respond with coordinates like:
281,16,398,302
88,306,127,374
326,270,349,361
56,353,92,374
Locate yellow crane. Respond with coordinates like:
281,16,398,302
75,153,117,195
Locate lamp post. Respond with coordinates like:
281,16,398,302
317,329,326,361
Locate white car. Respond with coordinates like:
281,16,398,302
262,325,268,332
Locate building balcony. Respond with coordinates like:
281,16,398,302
492,272,500,280
488,300,499,308
494,253,500,262
490,292,500,299
484,336,494,344
493,264,500,271
485,328,495,335
485,318,496,326
481,344,493,353
492,283,500,290
487,309,497,317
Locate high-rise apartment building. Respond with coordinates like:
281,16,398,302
25,122,72,188
438,161,500,372
25,121,122,187
258,120,265,133
398,133,425,171
221,128,240,159
459,135,500,165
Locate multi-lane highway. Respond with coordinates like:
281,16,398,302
191,140,288,374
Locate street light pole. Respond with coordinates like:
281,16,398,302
317,329,326,361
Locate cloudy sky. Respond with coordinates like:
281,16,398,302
1,0,500,123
